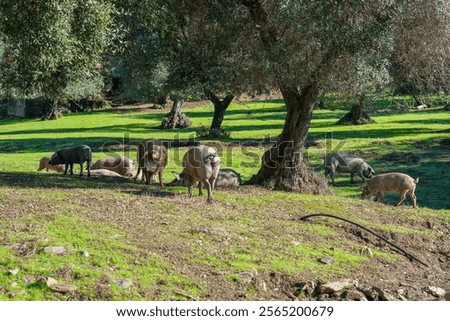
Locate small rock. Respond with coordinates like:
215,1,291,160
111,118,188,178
81,250,90,258
293,281,315,297
397,289,406,296
319,256,334,265
6,290,26,298
9,268,19,275
49,284,77,293
373,287,397,301
360,287,379,300
116,278,133,289
236,272,254,282
292,241,301,246
42,246,67,256
261,281,267,292
23,275,37,284
11,282,18,288
427,286,446,298
343,290,367,301
46,277,59,287
318,280,354,294
444,292,450,301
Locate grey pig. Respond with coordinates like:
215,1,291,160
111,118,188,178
168,168,241,188
48,144,92,177
324,152,375,184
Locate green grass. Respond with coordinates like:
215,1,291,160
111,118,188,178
1,95,449,300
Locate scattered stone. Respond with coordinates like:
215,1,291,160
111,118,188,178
360,247,373,257
42,246,67,256
427,286,446,298
11,282,18,288
49,284,77,294
236,272,254,282
343,290,367,301
293,281,315,297
23,275,37,284
426,220,435,229
319,256,335,265
414,104,428,110
6,290,26,298
360,287,379,300
373,287,397,301
116,278,133,289
46,277,59,287
292,241,301,246
9,268,19,275
81,250,90,258
444,292,450,301
261,281,267,292
317,280,354,294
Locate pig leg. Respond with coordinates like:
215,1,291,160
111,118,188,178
396,191,407,207
188,186,194,198
158,170,164,187
64,164,69,175
198,182,203,196
87,161,91,177
203,179,213,203
375,192,384,203
350,172,355,183
70,163,75,175
79,162,83,176
409,191,417,208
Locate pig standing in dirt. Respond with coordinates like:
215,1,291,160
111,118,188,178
324,152,375,184
182,145,220,202
90,156,134,176
168,168,241,188
48,144,92,177
362,172,419,207
132,139,167,185
37,156,65,173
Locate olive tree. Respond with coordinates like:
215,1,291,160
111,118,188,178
0,0,111,118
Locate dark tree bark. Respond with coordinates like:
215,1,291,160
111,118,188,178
161,99,192,129
204,89,234,137
241,0,331,193
247,83,330,194
41,99,62,120
337,96,374,125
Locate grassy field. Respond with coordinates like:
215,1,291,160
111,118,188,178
0,96,449,300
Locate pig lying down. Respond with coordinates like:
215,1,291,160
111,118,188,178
48,144,92,177
90,156,135,176
362,172,419,208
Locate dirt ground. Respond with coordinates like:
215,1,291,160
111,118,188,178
1,172,449,301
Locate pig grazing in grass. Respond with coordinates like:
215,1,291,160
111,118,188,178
362,172,419,208
90,156,134,176
182,145,220,203
324,152,375,184
168,168,241,188
48,145,92,177
37,156,65,173
142,144,168,186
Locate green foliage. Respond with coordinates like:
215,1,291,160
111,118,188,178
0,0,112,99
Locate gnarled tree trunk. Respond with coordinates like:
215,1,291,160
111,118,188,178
204,89,234,137
337,95,373,125
248,83,331,194
161,99,192,129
